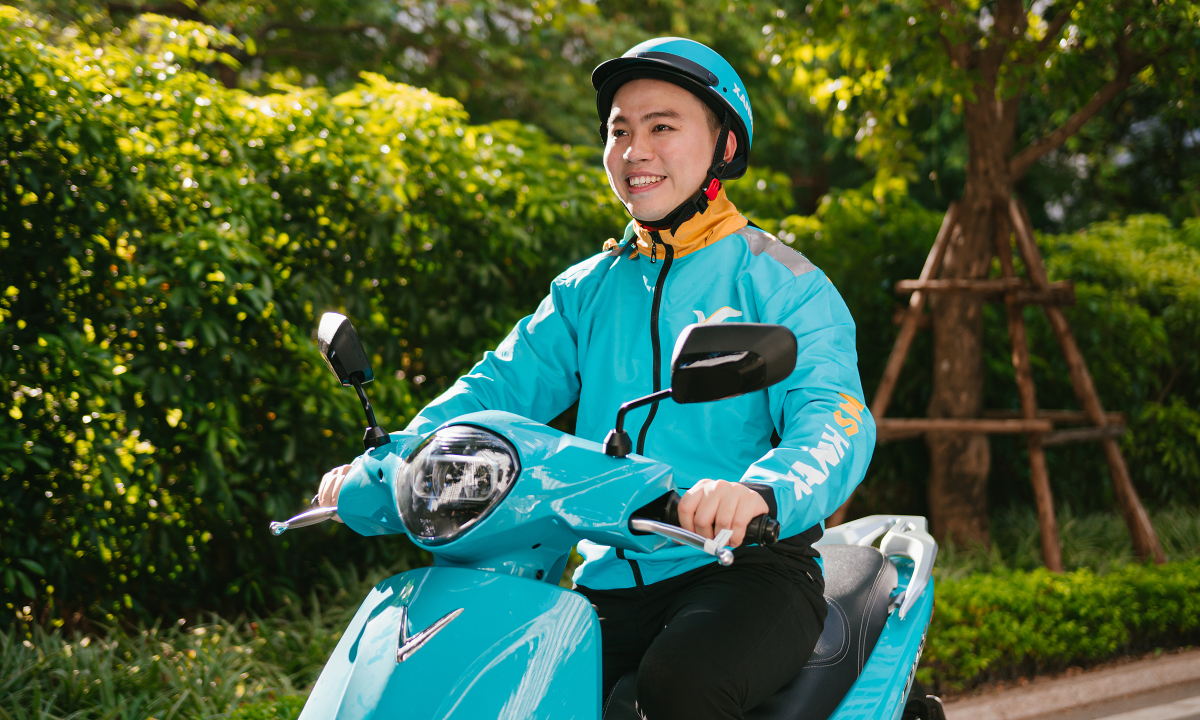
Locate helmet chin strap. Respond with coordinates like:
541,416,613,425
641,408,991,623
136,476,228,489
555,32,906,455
638,111,745,236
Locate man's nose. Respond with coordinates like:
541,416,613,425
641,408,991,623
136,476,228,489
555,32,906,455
623,132,654,163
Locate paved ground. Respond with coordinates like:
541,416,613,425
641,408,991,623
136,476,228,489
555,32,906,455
1030,680,1200,720
943,649,1200,720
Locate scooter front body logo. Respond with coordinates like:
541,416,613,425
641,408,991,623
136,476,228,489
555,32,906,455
397,606,464,663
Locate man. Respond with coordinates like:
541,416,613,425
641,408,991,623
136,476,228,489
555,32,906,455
319,37,875,720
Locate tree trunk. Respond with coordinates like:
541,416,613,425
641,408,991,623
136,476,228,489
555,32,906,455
925,188,995,547
924,29,1021,546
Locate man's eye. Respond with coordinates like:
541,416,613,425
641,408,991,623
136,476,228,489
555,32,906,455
611,129,627,138
654,124,672,132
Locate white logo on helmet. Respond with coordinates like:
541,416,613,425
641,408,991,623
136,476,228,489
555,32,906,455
730,83,753,132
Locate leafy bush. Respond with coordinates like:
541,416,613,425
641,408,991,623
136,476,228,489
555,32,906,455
920,558,1200,693
1034,215,1200,508
0,8,624,626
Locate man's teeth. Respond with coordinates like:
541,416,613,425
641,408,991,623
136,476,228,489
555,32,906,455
629,175,664,188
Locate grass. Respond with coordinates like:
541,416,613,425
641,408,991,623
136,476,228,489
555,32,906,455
4,507,1197,718
0,562,398,720
933,504,1200,581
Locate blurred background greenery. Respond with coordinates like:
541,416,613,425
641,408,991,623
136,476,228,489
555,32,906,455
2,0,1197,653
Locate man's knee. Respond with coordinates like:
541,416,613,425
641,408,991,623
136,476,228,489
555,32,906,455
636,643,739,719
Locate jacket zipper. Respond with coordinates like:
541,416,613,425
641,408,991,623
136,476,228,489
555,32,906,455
636,236,673,457
619,234,673,589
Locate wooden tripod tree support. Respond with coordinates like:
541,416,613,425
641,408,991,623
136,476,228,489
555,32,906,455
830,199,1166,571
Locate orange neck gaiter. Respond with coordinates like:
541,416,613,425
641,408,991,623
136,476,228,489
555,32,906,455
629,187,747,261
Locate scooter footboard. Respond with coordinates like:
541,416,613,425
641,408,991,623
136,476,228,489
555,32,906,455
300,567,601,720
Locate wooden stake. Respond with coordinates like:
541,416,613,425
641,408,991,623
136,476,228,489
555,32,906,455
895,277,1023,293
876,417,1054,437
1042,424,1126,447
995,208,1062,572
982,409,1125,424
870,203,959,420
1008,199,1166,564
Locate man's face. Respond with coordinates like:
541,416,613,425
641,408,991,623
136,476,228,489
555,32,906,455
603,79,735,222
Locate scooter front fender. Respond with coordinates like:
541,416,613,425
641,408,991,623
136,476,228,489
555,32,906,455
300,566,601,720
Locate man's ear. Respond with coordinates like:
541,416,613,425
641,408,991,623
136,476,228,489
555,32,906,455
723,131,738,164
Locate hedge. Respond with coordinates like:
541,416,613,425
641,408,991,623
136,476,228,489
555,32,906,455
0,8,626,626
920,558,1200,693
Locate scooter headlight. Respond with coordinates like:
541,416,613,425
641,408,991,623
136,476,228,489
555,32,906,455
395,425,520,544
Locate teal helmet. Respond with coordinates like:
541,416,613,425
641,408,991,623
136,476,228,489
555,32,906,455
592,37,753,181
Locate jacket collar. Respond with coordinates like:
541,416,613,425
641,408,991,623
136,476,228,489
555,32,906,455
629,187,747,261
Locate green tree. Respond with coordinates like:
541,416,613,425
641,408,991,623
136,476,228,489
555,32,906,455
770,0,1200,547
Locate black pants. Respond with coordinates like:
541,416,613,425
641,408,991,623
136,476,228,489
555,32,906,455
577,544,827,720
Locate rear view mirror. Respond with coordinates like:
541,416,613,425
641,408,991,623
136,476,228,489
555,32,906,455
318,312,374,387
317,312,389,449
670,323,797,404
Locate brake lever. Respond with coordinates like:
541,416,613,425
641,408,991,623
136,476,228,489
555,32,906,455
270,506,339,536
628,518,735,566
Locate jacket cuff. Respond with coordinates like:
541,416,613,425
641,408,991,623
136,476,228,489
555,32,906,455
741,482,778,519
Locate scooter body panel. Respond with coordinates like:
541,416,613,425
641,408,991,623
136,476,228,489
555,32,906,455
300,566,601,720
340,411,677,580
827,560,935,720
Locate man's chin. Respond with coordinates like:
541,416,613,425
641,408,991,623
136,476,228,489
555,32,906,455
627,202,673,224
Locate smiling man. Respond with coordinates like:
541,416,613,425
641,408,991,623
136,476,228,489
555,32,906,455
320,38,876,719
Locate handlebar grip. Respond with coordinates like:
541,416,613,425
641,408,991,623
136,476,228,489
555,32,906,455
745,514,781,546
646,492,778,546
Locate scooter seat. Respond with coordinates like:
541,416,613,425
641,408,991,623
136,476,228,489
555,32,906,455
602,544,896,720
746,544,897,720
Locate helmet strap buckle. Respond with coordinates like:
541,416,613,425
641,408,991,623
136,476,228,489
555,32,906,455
704,177,721,201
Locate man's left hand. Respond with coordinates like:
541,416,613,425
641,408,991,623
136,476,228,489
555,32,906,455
677,479,769,549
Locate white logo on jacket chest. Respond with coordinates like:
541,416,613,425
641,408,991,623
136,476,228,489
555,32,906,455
693,306,743,324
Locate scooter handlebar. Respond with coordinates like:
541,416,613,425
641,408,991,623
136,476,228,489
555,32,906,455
744,514,781,546
658,491,780,547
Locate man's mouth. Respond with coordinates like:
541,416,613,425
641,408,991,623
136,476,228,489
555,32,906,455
627,175,665,189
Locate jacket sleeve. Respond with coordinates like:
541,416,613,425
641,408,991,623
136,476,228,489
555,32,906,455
739,271,877,538
405,280,582,435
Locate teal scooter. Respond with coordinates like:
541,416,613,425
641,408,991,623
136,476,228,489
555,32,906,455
272,312,945,720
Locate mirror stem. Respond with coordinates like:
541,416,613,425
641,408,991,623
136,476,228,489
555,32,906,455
615,388,672,433
352,378,390,450
605,388,672,458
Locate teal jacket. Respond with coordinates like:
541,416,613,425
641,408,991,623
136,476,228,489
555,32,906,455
344,222,875,590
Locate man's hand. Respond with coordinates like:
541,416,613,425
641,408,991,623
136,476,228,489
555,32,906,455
677,479,769,548
316,463,353,523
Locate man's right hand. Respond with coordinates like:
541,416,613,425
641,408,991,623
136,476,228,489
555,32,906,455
317,463,354,522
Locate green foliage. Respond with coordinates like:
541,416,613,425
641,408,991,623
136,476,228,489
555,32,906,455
935,504,1200,581
19,0,644,145
0,558,409,718
0,7,625,626
0,612,321,719
768,0,1200,200
920,558,1200,693
228,696,305,720
1007,215,1200,509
